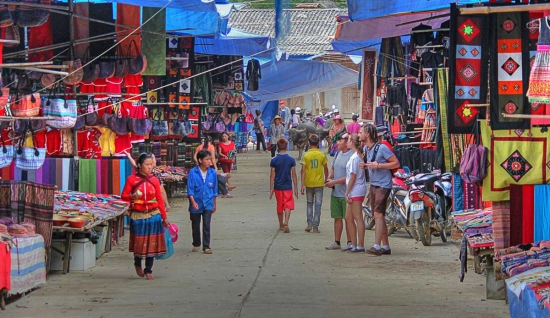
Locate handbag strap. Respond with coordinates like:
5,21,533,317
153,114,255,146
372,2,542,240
127,39,140,57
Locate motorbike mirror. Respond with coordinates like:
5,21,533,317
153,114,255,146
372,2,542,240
403,166,410,174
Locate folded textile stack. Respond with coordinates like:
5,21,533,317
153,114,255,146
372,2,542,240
452,209,493,231
8,224,28,238
0,217,13,227
20,222,37,237
54,190,130,221
499,241,550,277
153,165,188,182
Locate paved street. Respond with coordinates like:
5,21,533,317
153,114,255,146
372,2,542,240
10,151,508,318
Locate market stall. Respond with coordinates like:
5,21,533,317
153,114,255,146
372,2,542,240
52,191,129,274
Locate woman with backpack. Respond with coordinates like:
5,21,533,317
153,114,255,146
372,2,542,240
254,109,267,153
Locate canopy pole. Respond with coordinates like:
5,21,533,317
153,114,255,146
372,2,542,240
395,13,450,27
460,3,550,14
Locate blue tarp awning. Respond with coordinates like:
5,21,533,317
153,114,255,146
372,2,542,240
195,28,271,56
244,59,358,102
346,0,490,21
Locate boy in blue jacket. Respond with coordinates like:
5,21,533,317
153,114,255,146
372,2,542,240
187,149,218,254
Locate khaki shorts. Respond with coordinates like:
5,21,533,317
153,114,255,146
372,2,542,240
370,185,391,214
330,196,346,219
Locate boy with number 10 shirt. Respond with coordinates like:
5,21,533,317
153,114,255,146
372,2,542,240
300,134,328,233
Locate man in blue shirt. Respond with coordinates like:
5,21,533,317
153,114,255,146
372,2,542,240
187,150,218,254
270,138,298,233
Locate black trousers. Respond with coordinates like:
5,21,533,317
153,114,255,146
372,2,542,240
134,257,154,274
271,145,277,157
256,132,266,151
191,210,212,250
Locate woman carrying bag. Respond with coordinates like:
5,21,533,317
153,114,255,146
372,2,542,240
121,153,170,280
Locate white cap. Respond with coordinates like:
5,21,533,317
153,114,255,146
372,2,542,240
334,109,340,113
295,107,301,113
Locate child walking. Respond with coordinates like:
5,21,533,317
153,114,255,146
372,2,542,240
270,138,298,233
301,134,328,233
187,149,218,254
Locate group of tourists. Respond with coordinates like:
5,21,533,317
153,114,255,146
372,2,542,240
270,122,400,256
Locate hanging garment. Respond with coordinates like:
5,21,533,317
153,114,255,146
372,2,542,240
142,7,166,76
435,20,451,58
73,3,89,58
116,3,141,56
534,185,550,242
385,83,408,122
378,37,406,78
246,59,261,91
528,16,550,103
89,3,115,57
411,23,435,48
28,16,52,62
409,82,426,123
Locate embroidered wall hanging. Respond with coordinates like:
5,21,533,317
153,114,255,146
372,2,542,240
481,122,550,201
448,5,489,134
489,12,530,130
361,49,377,121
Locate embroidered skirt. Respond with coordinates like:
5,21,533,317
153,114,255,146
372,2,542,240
527,46,550,103
129,212,166,258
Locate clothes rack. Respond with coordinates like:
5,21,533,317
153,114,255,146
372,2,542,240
502,113,550,119
415,45,445,49
395,13,450,27
393,131,422,135
466,104,490,107
396,141,436,146
410,28,450,34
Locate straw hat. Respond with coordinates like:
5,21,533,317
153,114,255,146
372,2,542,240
273,115,283,121
332,115,343,122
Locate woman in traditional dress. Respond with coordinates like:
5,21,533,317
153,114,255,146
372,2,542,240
329,115,346,156
121,153,170,280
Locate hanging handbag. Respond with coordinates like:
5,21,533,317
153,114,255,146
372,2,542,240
0,5,13,28
15,2,49,27
11,73,29,90
99,59,115,79
214,116,226,133
114,45,129,78
0,131,13,169
84,97,101,126
14,126,46,171
202,114,215,132
72,99,86,130
152,108,168,136
44,93,77,129
127,39,147,75
81,47,100,83
13,119,46,135
11,89,40,117
4,25,20,48
127,106,152,136
107,102,129,135
100,98,116,127
0,88,9,110
40,73,57,89
62,51,84,85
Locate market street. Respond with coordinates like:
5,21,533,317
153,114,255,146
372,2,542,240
10,152,508,318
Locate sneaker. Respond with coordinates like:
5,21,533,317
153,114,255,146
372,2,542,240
192,246,200,252
221,194,233,198
325,242,341,250
351,247,365,253
341,244,355,252
312,228,320,234
283,225,290,233
204,249,213,254
304,225,312,232
366,247,382,256
381,248,392,255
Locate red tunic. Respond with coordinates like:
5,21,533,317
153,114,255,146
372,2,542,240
121,173,167,219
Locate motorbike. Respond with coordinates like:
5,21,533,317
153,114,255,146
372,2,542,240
406,166,453,246
364,168,415,238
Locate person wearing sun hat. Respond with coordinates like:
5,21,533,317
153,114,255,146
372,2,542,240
347,114,361,135
329,115,346,156
270,115,285,157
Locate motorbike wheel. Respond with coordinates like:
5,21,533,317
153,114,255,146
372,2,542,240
415,211,432,246
405,228,414,239
363,203,375,230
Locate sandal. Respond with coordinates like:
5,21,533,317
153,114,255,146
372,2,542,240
134,265,144,278
204,249,213,254
146,273,154,280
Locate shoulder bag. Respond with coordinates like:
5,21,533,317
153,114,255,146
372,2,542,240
84,97,101,126
127,105,152,136
14,126,46,171
15,3,49,27
127,39,147,75
107,101,129,135
152,108,168,136
114,45,129,78
0,131,13,169
81,47,100,83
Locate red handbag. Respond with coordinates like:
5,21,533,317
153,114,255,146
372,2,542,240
11,92,41,117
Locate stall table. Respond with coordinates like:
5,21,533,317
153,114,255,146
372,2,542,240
51,207,127,274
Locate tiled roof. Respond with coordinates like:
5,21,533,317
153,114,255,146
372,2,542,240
229,8,346,56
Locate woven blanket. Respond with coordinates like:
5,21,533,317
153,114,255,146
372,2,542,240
527,12,550,126
142,7,166,76
78,159,133,195
534,185,550,242
0,158,76,191
489,12,530,130
8,236,46,296
481,122,550,201
448,6,489,133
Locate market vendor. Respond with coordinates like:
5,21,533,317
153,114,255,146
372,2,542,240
121,153,170,280
125,151,170,212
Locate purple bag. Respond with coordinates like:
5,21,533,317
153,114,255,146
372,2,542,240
214,118,225,133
